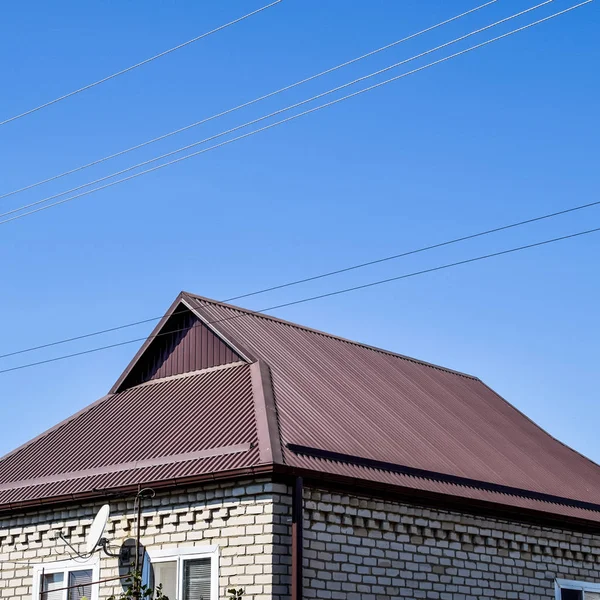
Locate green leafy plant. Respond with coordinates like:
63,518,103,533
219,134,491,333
227,589,244,599
108,572,169,600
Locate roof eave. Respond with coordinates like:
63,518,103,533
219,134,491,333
277,466,600,533
0,464,276,516
3,464,600,534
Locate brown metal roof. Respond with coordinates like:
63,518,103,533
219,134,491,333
112,298,243,392
183,293,600,520
2,291,600,524
0,362,263,506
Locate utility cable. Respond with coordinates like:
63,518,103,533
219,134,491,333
1,1,590,226
0,0,497,202
1,197,599,361
0,222,598,376
0,1,282,128
0,0,555,221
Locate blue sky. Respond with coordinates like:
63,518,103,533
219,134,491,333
0,0,598,463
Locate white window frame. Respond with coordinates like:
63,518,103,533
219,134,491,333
556,579,600,599
32,555,100,600
147,545,219,600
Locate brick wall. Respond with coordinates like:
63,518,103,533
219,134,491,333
0,478,291,600
303,486,600,600
6,478,597,600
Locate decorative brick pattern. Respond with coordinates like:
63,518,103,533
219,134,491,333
6,478,599,599
0,479,290,600
303,487,600,599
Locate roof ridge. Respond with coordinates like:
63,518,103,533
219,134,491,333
182,291,477,380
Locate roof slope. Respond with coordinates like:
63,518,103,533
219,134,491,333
183,293,600,521
1,291,600,525
0,362,267,507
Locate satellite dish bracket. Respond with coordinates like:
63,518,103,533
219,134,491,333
56,504,112,560
99,537,130,562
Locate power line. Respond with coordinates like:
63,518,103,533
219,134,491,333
1,223,598,376
0,4,592,370
1,197,599,362
0,0,580,225
0,0,555,221
0,0,498,203
0,1,282,128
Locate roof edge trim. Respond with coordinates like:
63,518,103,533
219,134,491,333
250,361,283,465
289,467,600,533
181,294,257,363
183,292,476,380
110,294,187,394
0,444,251,492
180,296,254,363
125,361,247,390
287,444,600,514
110,294,251,394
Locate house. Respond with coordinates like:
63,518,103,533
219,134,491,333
1,291,600,600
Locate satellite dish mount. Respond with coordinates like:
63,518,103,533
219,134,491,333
59,504,124,560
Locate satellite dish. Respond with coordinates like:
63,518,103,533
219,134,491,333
86,504,110,554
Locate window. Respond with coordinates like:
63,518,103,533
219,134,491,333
148,546,218,600
556,579,600,600
33,558,99,600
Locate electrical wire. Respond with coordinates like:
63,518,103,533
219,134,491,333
0,0,555,221
0,0,498,203
1,1,590,226
0,1,592,368
1,197,599,362
0,222,598,376
0,1,282,128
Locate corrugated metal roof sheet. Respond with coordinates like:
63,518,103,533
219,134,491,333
2,291,600,524
114,304,241,392
290,452,600,524
0,362,261,504
184,293,600,519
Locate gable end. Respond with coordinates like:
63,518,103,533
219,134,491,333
114,302,244,392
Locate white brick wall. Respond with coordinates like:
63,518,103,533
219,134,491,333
0,479,291,600
7,478,596,599
302,487,600,599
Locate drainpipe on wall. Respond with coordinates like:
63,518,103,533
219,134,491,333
291,476,304,600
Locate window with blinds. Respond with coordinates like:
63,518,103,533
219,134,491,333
41,573,64,600
182,558,212,600
40,567,94,600
149,550,216,600
67,569,93,600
